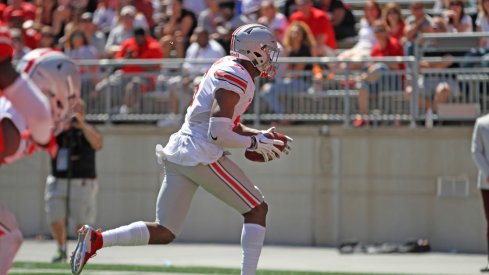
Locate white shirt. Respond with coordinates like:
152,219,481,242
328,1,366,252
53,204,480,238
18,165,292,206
477,12,489,48
66,45,98,60
93,6,116,32
111,14,149,31
446,14,473,33
472,114,489,190
105,25,133,51
269,13,288,42
183,40,226,75
163,56,255,166
353,18,376,50
0,97,27,164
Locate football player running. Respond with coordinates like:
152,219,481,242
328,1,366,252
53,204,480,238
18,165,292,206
0,26,81,274
71,24,291,275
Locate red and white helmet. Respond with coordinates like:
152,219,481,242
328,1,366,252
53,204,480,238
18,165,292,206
17,49,81,133
0,25,13,61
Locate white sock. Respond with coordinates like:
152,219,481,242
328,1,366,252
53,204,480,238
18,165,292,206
240,223,266,275
102,221,150,248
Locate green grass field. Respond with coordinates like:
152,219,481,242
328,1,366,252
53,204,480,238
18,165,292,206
9,262,412,275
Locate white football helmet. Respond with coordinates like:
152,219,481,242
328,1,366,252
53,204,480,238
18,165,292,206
17,49,81,133
230,24,279,79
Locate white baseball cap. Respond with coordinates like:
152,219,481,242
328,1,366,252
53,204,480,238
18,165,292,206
120,5,136,17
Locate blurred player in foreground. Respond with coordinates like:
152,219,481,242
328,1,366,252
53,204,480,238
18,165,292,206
71,24,291,275
0,26,80,274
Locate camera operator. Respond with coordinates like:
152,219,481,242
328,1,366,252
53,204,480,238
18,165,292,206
44,99,103,263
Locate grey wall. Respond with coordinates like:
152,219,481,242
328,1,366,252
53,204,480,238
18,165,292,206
0,126,484,252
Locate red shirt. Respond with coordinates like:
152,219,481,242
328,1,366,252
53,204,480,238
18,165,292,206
2,2,35,24
371,37,404,70
290,7,337,50
388,21,405,41
0,3,6,23
23,28,40,50
115,36,163,73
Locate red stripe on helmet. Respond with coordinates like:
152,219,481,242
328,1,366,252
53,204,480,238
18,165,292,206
23,49,59,74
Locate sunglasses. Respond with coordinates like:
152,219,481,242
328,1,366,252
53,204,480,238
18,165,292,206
449,1,463,6
374,28,386,33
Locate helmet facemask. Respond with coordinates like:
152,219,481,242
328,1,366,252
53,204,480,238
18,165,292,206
255,44,279,80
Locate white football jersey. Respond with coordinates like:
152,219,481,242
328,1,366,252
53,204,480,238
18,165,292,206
0,97,28,164
163,56,255,166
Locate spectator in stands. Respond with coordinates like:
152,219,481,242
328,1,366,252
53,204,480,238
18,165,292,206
435,0,477,11
61,5,90,45
354,20,404,127
463,0,489,67
477,0,489,36
197,0,221,36
182,27,226,79
434,0,453,11
333,0,381,71
3,0,36,25
93,0,117,35
443,0,473,32
213,0,250,54
242,0,262,17
39,25,58,48
0,2,5,24
413,17,458,113
105,5,137,57
158,27,226,127
160,0,197,59
34,0,56,28
114,27,163,114
258,0,288,43
289,0,336,56
404,1,433,56
183,0,206,19
52,0,74,42
261,21,316,115
10,28,29,61
383,2,405,41
65,30,98,98
7,10,40,49
112,1,149,31
132,0,154,31
78,12,106,57
315,0,357,41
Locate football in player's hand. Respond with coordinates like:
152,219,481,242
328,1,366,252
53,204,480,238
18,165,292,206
244,132,289,162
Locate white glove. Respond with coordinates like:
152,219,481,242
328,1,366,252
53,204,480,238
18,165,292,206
261,127,293,155
155,144,166,165
248,132,284,162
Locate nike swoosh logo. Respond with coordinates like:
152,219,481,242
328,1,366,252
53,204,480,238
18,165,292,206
210,132,218,140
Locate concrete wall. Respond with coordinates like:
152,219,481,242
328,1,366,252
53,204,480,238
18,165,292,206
0,125,484,253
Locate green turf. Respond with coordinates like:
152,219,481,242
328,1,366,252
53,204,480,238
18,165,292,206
11,262,414,275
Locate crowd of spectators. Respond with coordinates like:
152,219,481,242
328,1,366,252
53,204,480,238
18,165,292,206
0,0,487,123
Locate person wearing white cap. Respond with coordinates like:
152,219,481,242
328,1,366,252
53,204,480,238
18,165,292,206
105,5,148,57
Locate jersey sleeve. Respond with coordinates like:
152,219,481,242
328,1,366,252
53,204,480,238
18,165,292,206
212,66,249,95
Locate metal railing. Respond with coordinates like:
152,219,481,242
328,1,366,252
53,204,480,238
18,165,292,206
75,50,489,127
